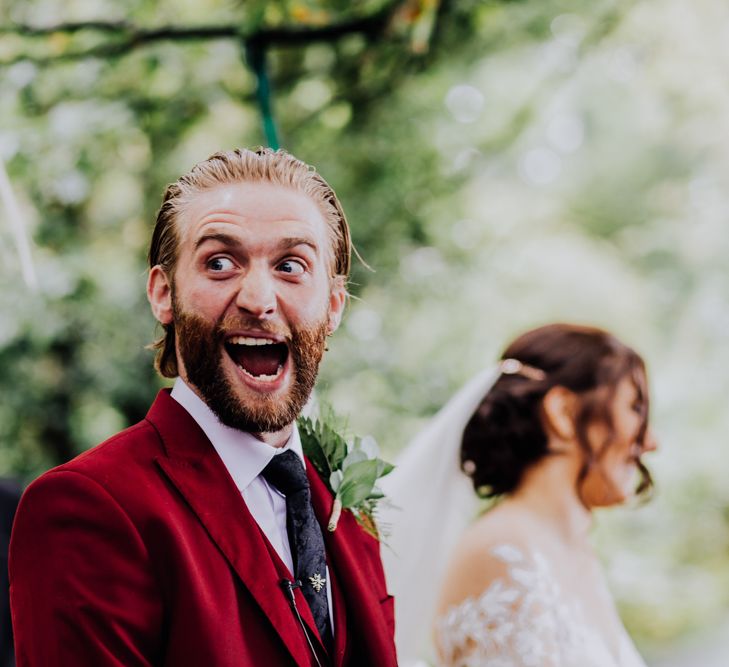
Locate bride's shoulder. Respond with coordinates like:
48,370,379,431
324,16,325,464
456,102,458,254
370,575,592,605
436,504,547,614
452,500,546,566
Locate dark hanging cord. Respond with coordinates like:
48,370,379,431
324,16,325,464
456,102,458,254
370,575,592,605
245,39,280,150
280,579,325,667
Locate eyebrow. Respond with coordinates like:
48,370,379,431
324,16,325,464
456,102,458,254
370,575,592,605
194,232,241,251
194,232,319,254
277,236,319,255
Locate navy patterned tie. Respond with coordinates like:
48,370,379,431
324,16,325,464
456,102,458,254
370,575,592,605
261,450,332,647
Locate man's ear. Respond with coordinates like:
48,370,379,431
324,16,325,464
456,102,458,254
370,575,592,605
542,385,578,441
327,276,347,335
147,266,173,325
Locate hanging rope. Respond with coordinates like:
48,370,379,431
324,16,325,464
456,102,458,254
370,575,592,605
245,40,280,150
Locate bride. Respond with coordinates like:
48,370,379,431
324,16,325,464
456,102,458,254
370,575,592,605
381,323,657,667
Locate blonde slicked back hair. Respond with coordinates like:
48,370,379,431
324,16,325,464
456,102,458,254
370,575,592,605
148,147,352,378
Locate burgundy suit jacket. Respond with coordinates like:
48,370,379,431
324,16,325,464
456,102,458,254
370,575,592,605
9,390,397,666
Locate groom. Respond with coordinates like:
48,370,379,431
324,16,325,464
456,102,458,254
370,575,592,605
9,148,397,666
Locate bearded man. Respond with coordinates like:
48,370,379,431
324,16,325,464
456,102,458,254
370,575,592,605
9,148,397,667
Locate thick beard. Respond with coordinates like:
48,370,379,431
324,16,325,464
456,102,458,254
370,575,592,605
173,301,328,434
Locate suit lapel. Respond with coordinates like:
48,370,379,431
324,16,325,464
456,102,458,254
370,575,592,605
262,522,328,656
146,391,316,667
324,550,349,667
307,463,396,667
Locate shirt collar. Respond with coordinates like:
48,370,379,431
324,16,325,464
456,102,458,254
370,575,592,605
170,377,304,492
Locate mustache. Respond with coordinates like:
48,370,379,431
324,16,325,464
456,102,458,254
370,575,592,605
213,315,292,342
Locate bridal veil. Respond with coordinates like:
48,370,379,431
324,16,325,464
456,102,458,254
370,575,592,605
379,367,499,665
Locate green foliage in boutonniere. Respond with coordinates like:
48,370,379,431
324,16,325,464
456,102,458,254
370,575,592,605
298,413,394,540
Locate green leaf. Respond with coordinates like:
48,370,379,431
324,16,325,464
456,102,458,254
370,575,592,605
329,469,343,493
342,459,380,482
339,477,377,508
342,448,367,470
358,435,380,459
318,420,348,471
298,416,331,478
338,459,379,508
376,459,395,477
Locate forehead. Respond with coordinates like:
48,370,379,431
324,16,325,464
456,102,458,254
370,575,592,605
177,181,329,244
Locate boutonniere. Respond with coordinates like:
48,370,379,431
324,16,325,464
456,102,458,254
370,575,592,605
298,413,394,540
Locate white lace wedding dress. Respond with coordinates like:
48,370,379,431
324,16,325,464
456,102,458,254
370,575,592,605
435,544,647,667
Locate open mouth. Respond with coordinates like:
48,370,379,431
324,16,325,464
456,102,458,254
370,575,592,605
224,336,289,381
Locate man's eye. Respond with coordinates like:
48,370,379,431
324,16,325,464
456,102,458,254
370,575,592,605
208,257,235,272
277,260,305,276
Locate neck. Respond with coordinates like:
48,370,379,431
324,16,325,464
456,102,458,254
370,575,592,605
508,453,593,545
254,426,293,449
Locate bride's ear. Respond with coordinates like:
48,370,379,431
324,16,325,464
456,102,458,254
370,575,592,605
542,386,578,441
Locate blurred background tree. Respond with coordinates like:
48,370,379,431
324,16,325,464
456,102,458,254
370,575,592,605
2,0,729,663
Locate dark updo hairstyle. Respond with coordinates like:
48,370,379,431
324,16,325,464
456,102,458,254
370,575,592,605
461,323,652,501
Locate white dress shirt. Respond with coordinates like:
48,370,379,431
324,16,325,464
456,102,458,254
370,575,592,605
171,378,334,631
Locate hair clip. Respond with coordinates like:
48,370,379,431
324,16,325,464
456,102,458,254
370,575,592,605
499,358,547,381
462,460,477,476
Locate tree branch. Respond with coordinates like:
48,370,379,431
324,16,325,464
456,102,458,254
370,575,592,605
1,20,137,35
0,7,396,67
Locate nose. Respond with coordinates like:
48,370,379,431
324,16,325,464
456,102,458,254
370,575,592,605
642,428,658,453
234,264,277,319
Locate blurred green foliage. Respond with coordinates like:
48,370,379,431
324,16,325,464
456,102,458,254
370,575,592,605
2,0,729,660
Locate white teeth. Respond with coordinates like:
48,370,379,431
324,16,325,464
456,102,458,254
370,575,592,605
240,365,284,382
228,336,276,346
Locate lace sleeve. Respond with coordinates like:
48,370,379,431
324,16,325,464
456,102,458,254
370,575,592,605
435,545,570,667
